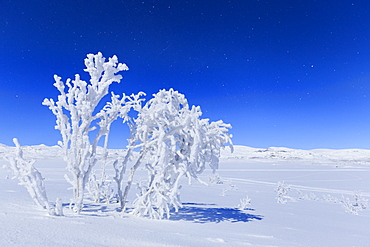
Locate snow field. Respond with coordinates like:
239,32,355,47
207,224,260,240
1,145,370,246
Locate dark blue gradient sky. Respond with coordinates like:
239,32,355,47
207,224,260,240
1,0,370,149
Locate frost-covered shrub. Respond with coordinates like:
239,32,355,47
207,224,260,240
353,191,368,210
323,194,339,204
220,180,238,197
86,171,115,204
237,195,251,210
340,191,368,215
275,181,291,204
341,196,360,215
5,138,53,215
43,52,144,213
297,190,318,201
209,174,223,185
117,89,233,219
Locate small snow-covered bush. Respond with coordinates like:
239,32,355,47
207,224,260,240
341,196,360,215
353,191,368,210
340,191,368,215
86,171,115,204
5,138,53,215
323,194,339,204
237,195,251,210
220,180,238,197
209,174,223,185
275,181,291,204
297,190,318,201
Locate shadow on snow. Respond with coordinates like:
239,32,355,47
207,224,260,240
170,203,263,223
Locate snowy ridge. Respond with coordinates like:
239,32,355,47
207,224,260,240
2,143,370,163
221,145,370,163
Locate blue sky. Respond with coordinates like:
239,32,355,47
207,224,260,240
1,0,370,149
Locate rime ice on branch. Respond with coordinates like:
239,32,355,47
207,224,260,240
42,52,144,213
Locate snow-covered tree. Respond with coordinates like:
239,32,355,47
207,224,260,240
42,52,144,213
118,89,233,219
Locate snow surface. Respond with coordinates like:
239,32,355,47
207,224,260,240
1,144,370,246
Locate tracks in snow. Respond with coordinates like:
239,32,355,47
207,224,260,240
222,177,370,197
